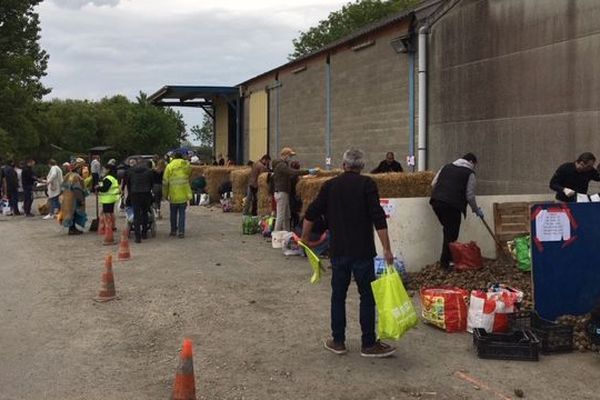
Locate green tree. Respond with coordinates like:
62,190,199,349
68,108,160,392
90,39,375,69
190,112,214,147
0,0,49,157
289,0,417,59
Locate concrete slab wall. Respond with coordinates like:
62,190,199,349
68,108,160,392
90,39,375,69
428,0,600,194
330,26,412,171
375,194,554,272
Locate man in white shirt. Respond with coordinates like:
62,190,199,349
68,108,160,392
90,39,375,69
44,159,63,219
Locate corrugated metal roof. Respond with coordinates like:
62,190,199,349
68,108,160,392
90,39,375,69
239,0,444,87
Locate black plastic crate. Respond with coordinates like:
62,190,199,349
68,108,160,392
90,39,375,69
473,328,540,361
508,311,573,354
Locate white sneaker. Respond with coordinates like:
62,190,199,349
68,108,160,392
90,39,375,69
43,214,54,220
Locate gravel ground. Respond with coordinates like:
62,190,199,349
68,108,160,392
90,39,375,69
0,201,599,400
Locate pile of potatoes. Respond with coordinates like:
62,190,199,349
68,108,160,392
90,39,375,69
556,314,599,352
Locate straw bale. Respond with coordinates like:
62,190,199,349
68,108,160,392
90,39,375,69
190,165,209,181
204,166,243,204
231,168,251,212
297,171,435,214
366,171,435,198
257,173,273,216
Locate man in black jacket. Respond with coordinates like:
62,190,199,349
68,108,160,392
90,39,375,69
2,160,19,215
371,152,403,173
549,152,600,202
302,148,396,358
127,159,154,243
21,159,38,217
430,153,483,270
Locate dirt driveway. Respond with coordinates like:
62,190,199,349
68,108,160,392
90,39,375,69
0,203,598,399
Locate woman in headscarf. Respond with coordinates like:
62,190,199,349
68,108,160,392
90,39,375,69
59,158,88,235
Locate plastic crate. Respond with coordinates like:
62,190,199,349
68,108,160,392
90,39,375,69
508,311,573,354
473,328,540,361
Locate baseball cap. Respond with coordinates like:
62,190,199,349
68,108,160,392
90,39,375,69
280,147,296,157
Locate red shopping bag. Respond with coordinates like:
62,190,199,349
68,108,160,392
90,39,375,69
420,287,470,332
449,241,483,271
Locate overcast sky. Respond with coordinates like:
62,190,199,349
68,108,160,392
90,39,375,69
37,0,347,137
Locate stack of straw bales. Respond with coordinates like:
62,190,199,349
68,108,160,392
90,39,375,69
257,173,272,216
204,166,244,204
230,168,251,212
190,165,209,181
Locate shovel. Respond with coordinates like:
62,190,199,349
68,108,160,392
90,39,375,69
89,191,99,231
478,215,511,259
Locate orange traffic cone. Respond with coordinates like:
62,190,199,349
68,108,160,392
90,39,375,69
98,214,106,235
103,215,115,245
94,254,117,302
118,229,131,261
171,339,196,400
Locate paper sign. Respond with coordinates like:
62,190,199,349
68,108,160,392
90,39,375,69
380,199,395,218
406,155,415,167
535,210,571,242
577,194,590,203
591,194,600,202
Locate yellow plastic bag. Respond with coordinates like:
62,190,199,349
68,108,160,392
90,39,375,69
298,240,322,284
371,266,418,340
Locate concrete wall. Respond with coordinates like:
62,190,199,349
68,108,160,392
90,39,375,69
428,0,600,195
375,194,554,272
277,58,327,168
330,25,412,170
241,21,413,170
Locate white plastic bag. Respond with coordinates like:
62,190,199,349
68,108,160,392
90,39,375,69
199,193,210,206
1,199,11,215
271,230,288,249
282,232,303,256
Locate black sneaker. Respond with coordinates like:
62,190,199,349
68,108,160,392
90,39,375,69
323,338,347,355
360,341,396,358
178,233,185,239
169,231,177,237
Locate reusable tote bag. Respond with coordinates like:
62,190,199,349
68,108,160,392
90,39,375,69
371,266,418,340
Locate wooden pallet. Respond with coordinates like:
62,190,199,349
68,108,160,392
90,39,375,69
493,202,531,247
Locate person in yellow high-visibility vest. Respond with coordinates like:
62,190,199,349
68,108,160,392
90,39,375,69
97,164,121,231
163,152,192,238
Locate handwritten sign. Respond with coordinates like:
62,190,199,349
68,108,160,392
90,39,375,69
535,210,571,242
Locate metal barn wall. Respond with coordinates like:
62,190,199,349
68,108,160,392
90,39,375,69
428,0,600,194
248,90,269,161
214,97,229,160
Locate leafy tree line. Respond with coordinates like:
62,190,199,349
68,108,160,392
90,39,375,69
0,1,186,165
290,0,418,59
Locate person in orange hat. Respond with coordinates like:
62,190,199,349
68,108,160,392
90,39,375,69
272,147,317,232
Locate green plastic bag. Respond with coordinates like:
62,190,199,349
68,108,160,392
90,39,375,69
371,266,418,340
514,235,531,272
297,240,323,284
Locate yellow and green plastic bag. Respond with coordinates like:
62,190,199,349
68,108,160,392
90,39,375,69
371,266,418,340
298,240,323,284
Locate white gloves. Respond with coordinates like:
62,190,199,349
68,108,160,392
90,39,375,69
563,188,576,197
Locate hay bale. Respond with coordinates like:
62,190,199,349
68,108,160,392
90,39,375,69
190,165,209,181
231,168,251,212
297,171,435,214
366,171,435,198
257,173,273,216
204,166,243,204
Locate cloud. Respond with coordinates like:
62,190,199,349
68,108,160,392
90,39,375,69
51,0,120,9
37,0,347,131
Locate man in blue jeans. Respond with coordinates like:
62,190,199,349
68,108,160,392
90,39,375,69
163,152,192,238
302,148,396,358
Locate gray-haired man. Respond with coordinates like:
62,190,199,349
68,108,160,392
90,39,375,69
302,149,396,358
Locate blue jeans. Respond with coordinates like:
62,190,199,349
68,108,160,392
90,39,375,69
49,196,61,214
330,256,376,348
170,203,187,234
